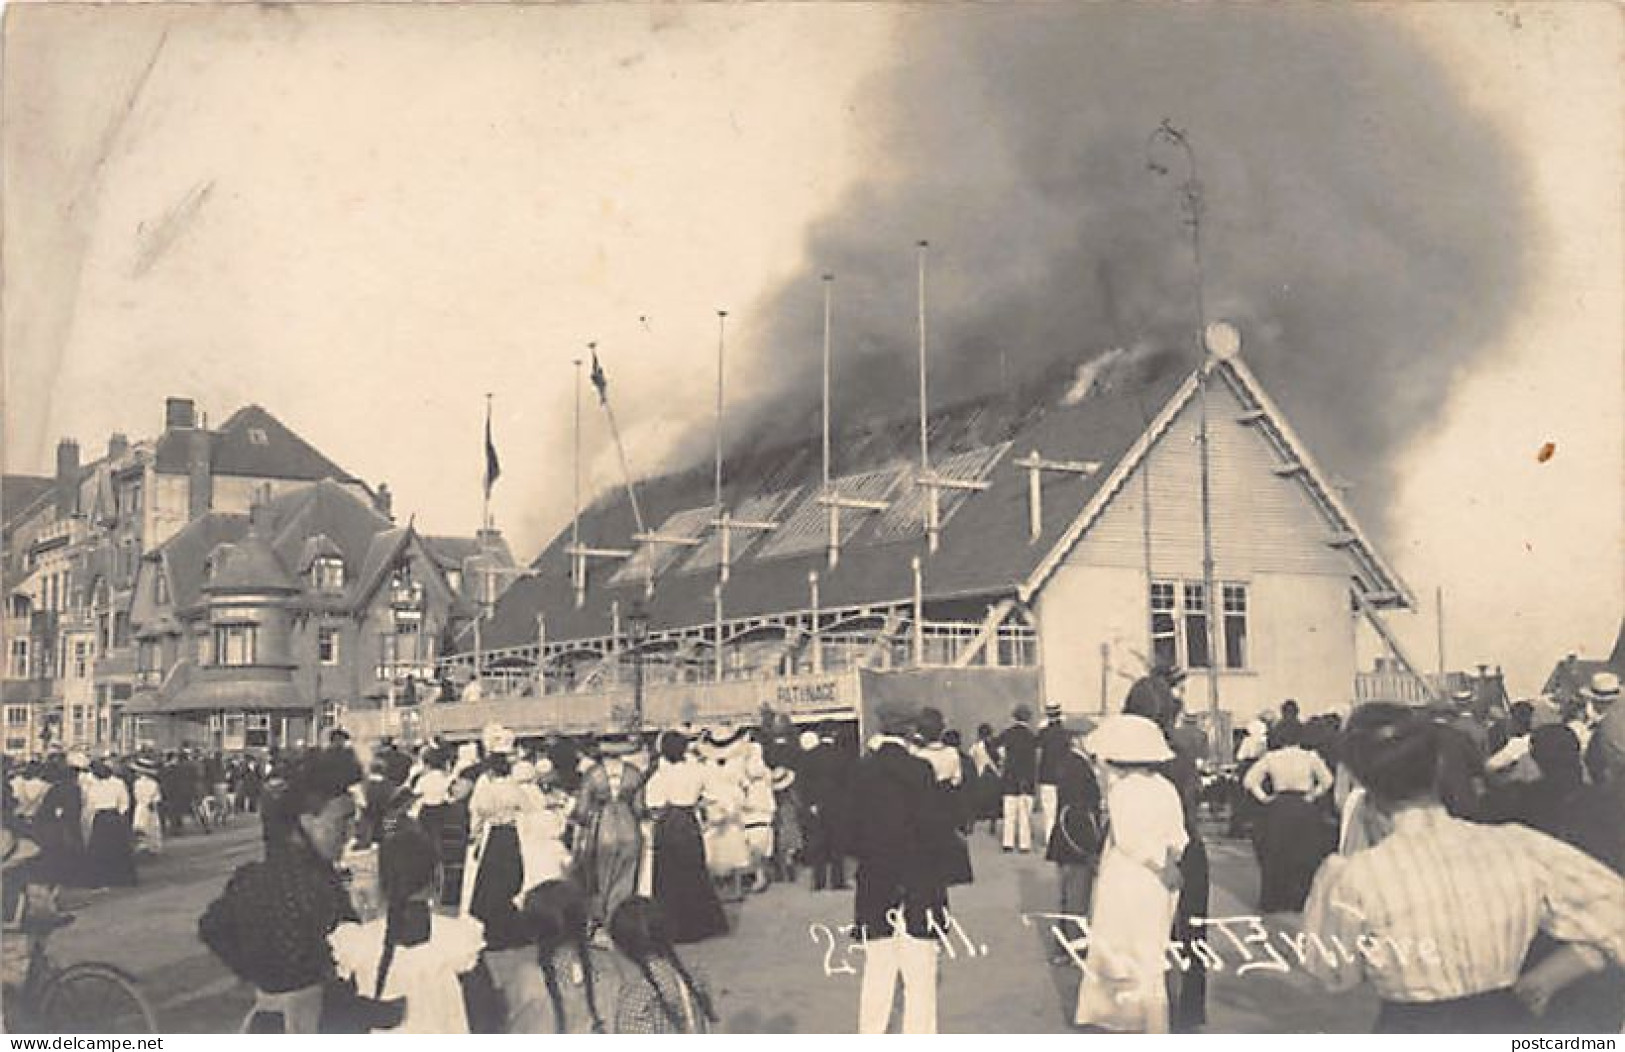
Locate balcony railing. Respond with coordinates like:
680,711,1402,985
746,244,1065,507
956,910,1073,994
439,617,1041,702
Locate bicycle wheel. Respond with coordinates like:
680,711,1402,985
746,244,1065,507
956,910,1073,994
36,962,159,1033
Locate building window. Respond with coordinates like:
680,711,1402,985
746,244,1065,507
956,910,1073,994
8,640,27,678
248,428,269,446
113,612,130,649
1222,584,1249,670
1150,579,1245,672
1182,583,1211,670
318,627,340,665
5,706,27,727
155,571,170,605
245,713,270,748
9,594,28,618
312,556,345,592
1150,582,1178,671
73,641,90,679
213,623,258,667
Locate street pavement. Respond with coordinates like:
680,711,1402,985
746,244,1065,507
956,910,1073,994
43,812,1378,1033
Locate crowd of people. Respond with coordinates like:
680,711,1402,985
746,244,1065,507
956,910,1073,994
1,747,266,908
3,665,1622,1035
190,718,873,1034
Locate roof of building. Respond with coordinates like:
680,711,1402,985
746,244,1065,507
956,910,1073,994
204,533,300,594
147,478,476,619
479,352,1410,651
1543,616,1625,698
156,513,254,611
153,404,360,484
2,475,55,529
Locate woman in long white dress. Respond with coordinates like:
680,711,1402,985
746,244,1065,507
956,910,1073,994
131,761,163,856
697,731,751,899
1074,715,1188,1034
512,759,571,897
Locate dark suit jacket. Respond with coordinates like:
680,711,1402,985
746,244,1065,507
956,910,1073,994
996,723,1039,792
1036,722,1072,786
850,742,947,938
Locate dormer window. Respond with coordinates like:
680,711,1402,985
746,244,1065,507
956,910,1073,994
312,556,345,592
389,568,422,608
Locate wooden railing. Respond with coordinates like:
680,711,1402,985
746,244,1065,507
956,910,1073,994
341,668,864,742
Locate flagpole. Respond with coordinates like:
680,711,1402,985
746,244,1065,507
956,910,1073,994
917,241,940,555
590,343,647,536
572,359,583,556
714,310,728,515
482,392,494,534
822,273,838,569
822,275,833,493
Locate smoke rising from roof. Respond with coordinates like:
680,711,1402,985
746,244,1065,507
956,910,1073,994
722,6,1532,531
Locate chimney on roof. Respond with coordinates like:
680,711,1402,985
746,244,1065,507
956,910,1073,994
55,439,80,518
374,483,394,522
188,428,214,520
165,397,197,431
107,433,129,461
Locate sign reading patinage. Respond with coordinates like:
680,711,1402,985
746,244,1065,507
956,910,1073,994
774,678,847,710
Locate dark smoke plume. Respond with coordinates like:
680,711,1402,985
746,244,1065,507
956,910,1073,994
722,5,1532,534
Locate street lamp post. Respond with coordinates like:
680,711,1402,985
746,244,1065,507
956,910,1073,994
627,603,650,735
1148,119,1223,758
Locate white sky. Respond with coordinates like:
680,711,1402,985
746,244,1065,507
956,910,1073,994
3,2,1620,696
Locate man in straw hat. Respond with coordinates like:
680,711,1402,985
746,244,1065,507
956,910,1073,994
850,697,944,1034
1578,671,1621,744
1035,700,1070,849
1044,716,1101,966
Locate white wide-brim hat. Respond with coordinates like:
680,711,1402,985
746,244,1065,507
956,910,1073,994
1583,671,1621,704
1085,714,1174,765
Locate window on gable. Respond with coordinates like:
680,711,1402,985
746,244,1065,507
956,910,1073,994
1150,582,1178,671
312,556,345,592
1150,579,1249,672
1222,584,1249,671
155,570,170,605
248,428,269,446
1182,582,1211,670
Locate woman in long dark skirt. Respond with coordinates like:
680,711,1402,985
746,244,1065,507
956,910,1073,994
34,760,86,892
465,754,528,939
968,724,1004,833
1241,720,1335,912
642,732,727,944
82,762,137,888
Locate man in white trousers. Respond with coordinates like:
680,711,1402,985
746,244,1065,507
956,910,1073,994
850,699,947,1034
997,705,1039,853
1035,701,1070,848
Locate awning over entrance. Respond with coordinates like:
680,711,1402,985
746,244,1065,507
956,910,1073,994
163,677,308,714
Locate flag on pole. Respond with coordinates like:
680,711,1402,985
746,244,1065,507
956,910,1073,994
590,351,609,406
484,399,501,498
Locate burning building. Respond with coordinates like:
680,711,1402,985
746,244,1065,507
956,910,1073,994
353,327,1421,745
